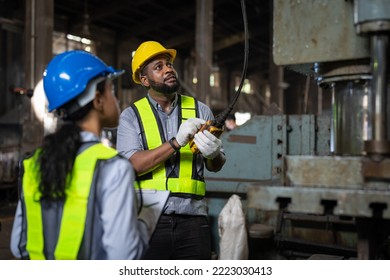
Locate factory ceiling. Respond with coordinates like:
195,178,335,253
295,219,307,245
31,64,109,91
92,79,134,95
53,0,271,77
0,0,271,82
1,0,271,87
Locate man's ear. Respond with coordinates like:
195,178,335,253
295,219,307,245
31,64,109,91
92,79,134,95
140,75,149,87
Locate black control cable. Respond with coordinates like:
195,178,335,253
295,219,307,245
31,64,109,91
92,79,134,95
213,0,249,129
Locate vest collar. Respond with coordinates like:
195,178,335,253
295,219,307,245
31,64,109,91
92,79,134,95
147,93,178,112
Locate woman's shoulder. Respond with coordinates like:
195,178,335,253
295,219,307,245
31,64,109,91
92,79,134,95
105,151,133,169
96,152,135,188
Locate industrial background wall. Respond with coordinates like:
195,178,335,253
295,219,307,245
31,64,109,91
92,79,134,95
0,0,323,186
2,0,390,260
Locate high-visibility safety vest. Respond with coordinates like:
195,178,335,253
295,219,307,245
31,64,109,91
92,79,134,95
22,143,118,260
131,95,206,196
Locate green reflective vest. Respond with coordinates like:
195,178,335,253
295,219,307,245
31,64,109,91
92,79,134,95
132,95,206,196
22,143,117,260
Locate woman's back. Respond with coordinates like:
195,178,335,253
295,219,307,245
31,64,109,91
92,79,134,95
10,50,151,260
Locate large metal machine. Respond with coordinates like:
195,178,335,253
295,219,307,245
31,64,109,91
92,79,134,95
205,0,390,259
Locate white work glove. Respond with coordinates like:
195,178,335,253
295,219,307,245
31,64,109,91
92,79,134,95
176,118,206,147
194,130,222,159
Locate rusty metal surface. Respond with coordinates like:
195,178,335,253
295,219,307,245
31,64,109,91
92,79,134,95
284,156,364,188
283,155,390,187
273,0,369,67
247,185,390,218
363,157,390,179
273,0,369,65
364,140,390,155
227,134,257,144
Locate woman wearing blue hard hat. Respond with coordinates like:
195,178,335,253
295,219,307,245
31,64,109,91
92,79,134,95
10,50,155,260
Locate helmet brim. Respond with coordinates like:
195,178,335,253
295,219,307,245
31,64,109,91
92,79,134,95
107,69,126,80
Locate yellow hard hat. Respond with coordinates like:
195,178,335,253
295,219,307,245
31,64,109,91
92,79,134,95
131,41,177,84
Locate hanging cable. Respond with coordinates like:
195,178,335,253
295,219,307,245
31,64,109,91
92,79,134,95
189,0,249,153
213,0,249,128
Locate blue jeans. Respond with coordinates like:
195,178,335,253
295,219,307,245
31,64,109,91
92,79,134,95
142,214,211,260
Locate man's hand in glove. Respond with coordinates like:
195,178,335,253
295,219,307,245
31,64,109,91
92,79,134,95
176,118,205,147
194,130,222,159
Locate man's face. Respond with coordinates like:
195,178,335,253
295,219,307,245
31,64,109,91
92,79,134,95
141,55,180,94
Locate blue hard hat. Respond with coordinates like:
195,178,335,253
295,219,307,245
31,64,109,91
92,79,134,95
43,50,124,112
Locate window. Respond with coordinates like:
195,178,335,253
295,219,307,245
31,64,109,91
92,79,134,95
53,31,96,54
235,78,253,94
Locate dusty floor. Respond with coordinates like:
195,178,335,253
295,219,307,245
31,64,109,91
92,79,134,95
0,202,17,260
0,186,18,260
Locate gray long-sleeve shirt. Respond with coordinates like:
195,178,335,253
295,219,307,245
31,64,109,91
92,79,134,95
10,131,149,260
116,94,216,216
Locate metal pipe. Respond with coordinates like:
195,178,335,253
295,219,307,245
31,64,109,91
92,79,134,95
371,35,388,141
30,0,36,89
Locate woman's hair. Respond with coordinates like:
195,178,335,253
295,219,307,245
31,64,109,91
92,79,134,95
38,79,106,201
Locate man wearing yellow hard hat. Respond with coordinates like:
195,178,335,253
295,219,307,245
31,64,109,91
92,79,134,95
116,41,226,259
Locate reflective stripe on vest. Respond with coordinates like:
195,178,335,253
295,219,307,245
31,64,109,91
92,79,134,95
133,95,206,196
23,143,118,260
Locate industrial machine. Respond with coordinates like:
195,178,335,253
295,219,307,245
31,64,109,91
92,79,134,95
206,0,390,260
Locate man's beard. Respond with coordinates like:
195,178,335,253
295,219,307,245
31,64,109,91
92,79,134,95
149,77,180,94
